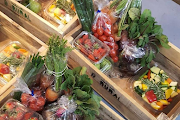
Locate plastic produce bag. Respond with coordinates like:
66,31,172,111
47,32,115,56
42,95,77,120
92,0,119,63
0,99,43,120
13,78,46,112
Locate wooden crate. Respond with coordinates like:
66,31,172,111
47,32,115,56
0,11,48,97
0,11,124,120
64,27,180,120
0,0,79,42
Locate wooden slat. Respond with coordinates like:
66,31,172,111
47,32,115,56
160,42,180,68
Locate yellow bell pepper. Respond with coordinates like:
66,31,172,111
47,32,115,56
161,80,169,86
142,84,148,91
165,89,173,99
143,75,148,79
150,102,161,110
177,89,180,94
171,91,178,98
159,100,169,105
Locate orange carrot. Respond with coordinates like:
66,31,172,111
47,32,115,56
166,78,172,84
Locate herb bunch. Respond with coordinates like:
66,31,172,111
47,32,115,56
45,35,72,91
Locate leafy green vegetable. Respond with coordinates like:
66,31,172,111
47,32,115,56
125,9,171,67
61,67,101,120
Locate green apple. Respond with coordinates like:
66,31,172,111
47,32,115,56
29,0,41,13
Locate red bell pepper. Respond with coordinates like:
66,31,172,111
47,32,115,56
145,90,157,103
147,70,151,79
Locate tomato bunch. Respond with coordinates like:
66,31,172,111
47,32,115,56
21,90,46,112
75,34,107,63
92,13,119,62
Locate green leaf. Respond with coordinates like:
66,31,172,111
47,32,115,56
81,85,91,94
141,9,151,19
74,89,90,100
149,42,160,53
128,8,140,20
138,36,144,46
140,16,155,35
72,66,82,76
152,25,163,36
156,34,171,49
76,74,93,88
60,75,75,90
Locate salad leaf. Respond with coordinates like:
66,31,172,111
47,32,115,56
128,8,140,20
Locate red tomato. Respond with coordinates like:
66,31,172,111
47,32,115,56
99,35,107,42
104,28,111,37
107,42,115,49
94,33,99,38
112,56,118,63
36,97,45,107
109,49,117,57
21,93,30,103
12,51,21,59
82,34,89,40
114,43,119,50
97,27,104,36
0,64,10,74
78,38,84,44
106,20,111,25
92,25,97,33
107,36,115,42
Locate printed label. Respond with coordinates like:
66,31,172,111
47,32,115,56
100,79,121,101
3,1,31,22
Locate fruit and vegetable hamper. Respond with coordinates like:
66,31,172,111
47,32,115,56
0,11,124,120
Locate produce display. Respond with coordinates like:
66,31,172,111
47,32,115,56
134,66,180,110
0,99,43,120
73,31,109,63
0,42,29,88
45,0,76,28
10,36,101,120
